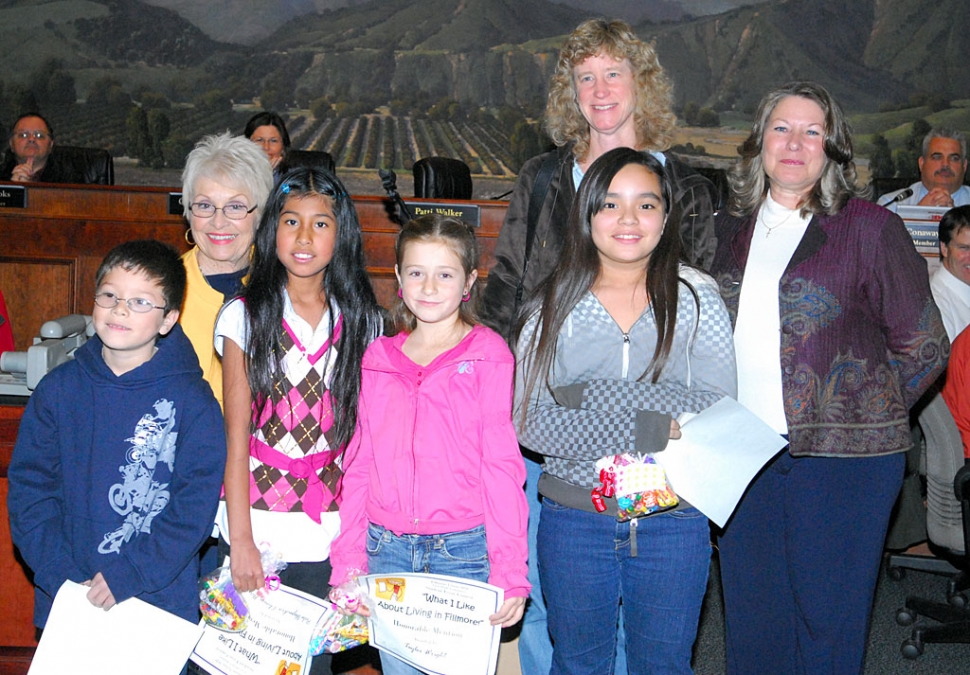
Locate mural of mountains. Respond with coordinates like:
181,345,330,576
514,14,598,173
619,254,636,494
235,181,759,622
262,0,968,111
2,0,962,113
139,0,764,44
653,0,970,111
0,0,964,178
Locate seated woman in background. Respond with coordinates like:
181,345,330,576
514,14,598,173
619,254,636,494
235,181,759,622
180,132,273,407
244,111,290,181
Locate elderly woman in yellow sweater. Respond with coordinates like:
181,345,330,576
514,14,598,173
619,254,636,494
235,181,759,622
179,132,273,406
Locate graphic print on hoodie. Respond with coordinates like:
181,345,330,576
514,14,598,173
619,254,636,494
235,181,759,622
99,398,178,555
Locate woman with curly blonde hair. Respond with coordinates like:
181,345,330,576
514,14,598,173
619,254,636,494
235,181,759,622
544,19,676,163
483,19,715,344
482,18,718,675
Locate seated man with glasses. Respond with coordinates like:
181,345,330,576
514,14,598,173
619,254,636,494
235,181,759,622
2,112,81,183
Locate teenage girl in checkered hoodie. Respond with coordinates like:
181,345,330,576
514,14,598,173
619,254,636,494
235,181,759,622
514,148,737,675
214,167,382,675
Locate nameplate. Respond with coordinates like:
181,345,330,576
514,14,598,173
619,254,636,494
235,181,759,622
405,202,481,227
0,185,27,208
903,218,939,255
897,204,949,222
168,192,184,216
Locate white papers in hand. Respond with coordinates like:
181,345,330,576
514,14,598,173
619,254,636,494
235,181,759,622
29,580,203,675
654,397,787,528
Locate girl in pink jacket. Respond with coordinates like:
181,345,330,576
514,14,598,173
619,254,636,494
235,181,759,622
329,214,530,675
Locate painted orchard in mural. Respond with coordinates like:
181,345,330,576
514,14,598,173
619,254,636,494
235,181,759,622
0,0,965,186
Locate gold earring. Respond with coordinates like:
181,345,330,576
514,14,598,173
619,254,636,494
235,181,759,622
184,229,195,246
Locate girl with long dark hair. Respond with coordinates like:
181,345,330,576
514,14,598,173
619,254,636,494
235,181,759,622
214,167,382,675
515,147,736,675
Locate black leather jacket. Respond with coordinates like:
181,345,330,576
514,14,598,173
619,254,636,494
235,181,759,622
481,143,717,342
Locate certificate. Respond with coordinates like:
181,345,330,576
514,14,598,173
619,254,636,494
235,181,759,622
362,573,502,675
29,580,203,675
191,582,329,675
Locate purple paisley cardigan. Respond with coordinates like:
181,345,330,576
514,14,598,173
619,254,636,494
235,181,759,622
711,197,948,457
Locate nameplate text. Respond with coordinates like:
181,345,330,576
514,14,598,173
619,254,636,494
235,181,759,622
0,185,27,208
405,202,481,227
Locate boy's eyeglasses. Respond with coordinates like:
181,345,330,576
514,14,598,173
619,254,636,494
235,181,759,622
94,292,166,313
189,202,257,220
14,131,50,140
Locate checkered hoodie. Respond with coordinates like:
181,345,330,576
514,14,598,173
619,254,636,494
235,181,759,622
514,266,738,490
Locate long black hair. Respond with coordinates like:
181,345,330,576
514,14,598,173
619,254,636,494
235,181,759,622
517,147,693,417
241,167,381,450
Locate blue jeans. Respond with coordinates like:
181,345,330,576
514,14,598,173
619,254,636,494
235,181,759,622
520,458,629,675
518,456,553,675
366,523,490,675
538,499,710,675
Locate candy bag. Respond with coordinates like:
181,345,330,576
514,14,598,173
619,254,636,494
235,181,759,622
199,566,249,631
309,608,369,655
592,453,678,521
309,573,370,655
198,545,288,632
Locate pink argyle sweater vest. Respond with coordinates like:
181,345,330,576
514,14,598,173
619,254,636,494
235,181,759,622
248,316,343,523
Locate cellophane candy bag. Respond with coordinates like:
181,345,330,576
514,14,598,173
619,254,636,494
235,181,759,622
309,573,370,655
198,545,288,632
593,453,678,521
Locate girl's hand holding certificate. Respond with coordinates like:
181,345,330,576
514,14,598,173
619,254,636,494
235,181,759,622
490,596,526,627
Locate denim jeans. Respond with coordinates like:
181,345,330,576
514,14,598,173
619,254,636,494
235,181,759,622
518,456,553,675
538,499,711,675
519,458,629,675
366,523,490,675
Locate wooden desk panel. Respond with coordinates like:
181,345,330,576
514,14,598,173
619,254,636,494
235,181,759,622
0,184,509,648
1,404,36,648
0,185,507,350
0,185,190,351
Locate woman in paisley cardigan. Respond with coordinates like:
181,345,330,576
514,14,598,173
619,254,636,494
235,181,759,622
710,81,948,675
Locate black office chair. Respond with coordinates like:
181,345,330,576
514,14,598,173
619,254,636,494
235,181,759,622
895,461,970,658
869,177,916,202
49,145,114,185
412,157,472,200
281,150,336,175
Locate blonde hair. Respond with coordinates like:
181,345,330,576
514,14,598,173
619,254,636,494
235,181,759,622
727,81,868,217
544,18,676,162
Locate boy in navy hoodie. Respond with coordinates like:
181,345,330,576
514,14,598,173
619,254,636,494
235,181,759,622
8,239,226,631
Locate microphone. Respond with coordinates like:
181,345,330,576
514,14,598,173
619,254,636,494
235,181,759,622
378,168,413,226
378,168,397,194
884,188,914,207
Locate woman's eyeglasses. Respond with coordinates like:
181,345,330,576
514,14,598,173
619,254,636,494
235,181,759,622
188,202,257,220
